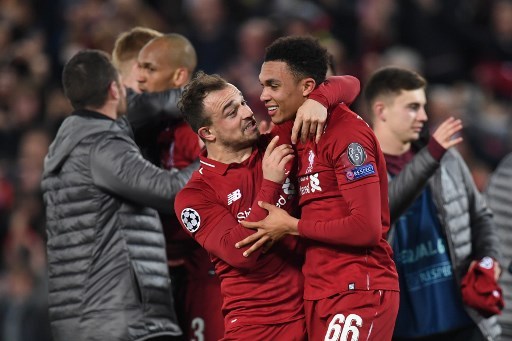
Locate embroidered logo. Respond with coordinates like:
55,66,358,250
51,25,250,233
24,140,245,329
346,164,375,181
227,189,242,205
306,150,315,173
347,142,366,166
309,173,322,192
181,208,201,233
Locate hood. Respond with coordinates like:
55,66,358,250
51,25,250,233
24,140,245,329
43,111,123,175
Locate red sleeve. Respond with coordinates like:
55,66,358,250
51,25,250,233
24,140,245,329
297,181,382,246
427,136,447,161
174,179,282,270
297,121,382,246
308,75,361,109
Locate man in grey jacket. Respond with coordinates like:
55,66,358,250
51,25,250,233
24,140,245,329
486,155,512,339
364,66,502,341
41,49,192,341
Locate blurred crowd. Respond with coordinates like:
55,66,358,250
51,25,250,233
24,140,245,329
0,0,511,340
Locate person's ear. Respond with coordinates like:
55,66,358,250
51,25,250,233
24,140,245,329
373,101,387,122
302,78,316,97
110,81,121,100
198,126,215,142
172,67,188,88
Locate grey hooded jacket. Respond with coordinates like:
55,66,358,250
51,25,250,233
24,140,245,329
41,110,196,341
388,147,501,340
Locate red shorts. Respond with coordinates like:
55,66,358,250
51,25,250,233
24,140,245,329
221,318,307,341
184,275,224,341
304,290,399,341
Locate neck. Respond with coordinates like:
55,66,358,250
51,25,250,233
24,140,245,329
85,105,117,120
206,144,254,164
374,126,411,156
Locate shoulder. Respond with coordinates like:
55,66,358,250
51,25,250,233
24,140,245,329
176,171,212,204
322,105,377,153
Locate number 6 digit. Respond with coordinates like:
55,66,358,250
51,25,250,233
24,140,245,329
341,314,362,341
324,314,345,341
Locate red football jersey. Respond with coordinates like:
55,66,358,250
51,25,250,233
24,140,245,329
296,103,399,300
174,122,305,332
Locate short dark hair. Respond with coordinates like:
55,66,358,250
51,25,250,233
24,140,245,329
363,66,427,108
62,49,119,110
264,35,328,85
178,71,228,134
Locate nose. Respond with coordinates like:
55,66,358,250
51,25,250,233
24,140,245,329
417,107,428,122
241,103,254,119
137,67,146,84
260,87,270,103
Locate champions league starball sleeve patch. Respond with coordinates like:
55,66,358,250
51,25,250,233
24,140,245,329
347,142,366,166
181,208,201,233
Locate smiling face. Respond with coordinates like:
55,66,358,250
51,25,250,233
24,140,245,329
259,61,309,124
202,83,259,151
382,88,428,144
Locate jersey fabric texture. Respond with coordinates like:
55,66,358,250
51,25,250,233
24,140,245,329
158,117,224,341
175,122,305,333
296,104,399,301
304,290,399,341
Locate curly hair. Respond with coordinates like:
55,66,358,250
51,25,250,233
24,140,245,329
264,35,328,85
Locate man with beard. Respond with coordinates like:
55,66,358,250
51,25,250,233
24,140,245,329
41,49,193,341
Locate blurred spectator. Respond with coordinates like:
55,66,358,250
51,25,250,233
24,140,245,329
183,0,236,73
221,17,277,122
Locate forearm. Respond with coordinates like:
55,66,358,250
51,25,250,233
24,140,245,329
308,75,360,108
126,88,184,133
298,182,382,246
91,136,198,212
203,180,283,268
389,147,440,223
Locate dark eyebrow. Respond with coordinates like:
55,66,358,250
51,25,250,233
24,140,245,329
262,79,279,86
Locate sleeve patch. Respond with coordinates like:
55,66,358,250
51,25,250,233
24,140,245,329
347,142,366,166
181,208,201,233
346,163,375,181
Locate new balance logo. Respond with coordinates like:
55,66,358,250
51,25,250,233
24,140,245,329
227,189,242,205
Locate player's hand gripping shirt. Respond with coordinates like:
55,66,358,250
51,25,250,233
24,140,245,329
296,104,399,300
175,122,304,330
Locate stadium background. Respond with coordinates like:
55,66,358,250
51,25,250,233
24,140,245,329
0,0,511,339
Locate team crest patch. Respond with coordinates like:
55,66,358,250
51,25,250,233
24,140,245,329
346,163,375,181
347,142,366,166
181,208,201,233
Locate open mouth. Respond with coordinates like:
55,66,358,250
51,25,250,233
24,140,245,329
243,119,257,132
267,105,278,116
